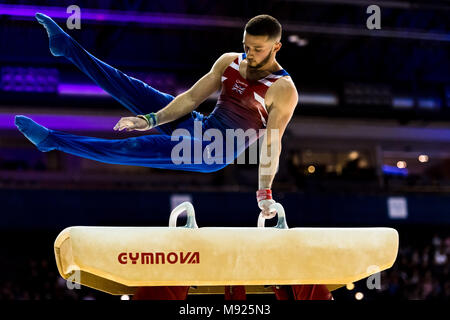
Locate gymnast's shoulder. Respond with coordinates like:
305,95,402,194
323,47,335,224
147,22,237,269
210,52,240,73
215,52,240,65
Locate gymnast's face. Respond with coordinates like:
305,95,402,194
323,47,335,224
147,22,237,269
242,31,281,70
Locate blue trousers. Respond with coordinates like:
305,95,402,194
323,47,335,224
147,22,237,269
40,33,248,172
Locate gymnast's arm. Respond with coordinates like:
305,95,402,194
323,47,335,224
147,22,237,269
258,78,298,191
154,53,238,127
113,53,238,132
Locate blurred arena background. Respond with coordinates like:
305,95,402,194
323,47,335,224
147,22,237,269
0,0,449,301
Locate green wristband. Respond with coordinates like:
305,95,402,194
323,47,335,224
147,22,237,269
138,112,158,128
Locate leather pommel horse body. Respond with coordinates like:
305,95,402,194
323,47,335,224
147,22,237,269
54,202,399,298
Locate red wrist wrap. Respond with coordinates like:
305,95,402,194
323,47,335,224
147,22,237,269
256,189,272,202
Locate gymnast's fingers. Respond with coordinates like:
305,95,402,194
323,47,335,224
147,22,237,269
113,118,125,131
114,122,125,131
114,119,133,131
261,209,276,219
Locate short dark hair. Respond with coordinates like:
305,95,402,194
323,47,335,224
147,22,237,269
245,15,282,41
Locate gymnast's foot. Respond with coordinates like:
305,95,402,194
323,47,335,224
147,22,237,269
35,12,70,57
15,116,55,152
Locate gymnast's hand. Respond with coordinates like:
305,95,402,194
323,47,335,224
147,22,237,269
256,189,277,219
258,199,277,219
113,117,149,132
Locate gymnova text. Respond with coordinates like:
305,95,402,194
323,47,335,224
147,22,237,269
170,121,279,172
118,251,200,265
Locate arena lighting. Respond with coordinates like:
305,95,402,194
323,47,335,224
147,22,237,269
293,0,410,8
348,151,359,161
392,97,414,109
1,4,449,42
418,98,442,110
0,113,120,131
58,83,109,97
1,66,59,93
397,161,407,169
382,165,408,176
288,35,300,43
2,80,132,97
288,34,309,47
0,66,173,96
0,4,244,28
418,155,429,163
344,83,392,107
307,165,315,174
300,93,338,106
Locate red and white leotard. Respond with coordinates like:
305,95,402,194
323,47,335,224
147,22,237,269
208,52,290,140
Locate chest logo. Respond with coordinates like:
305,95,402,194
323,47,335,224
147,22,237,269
231,80,248,95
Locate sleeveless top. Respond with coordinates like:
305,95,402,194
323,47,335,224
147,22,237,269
208,52,290,140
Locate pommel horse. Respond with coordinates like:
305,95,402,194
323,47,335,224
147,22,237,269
54,202,399,300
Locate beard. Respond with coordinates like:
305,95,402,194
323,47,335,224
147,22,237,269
247,49,273,70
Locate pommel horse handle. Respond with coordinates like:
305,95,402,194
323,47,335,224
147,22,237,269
257,202,289,229
169,201,198,229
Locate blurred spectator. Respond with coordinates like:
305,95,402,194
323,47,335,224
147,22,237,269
434,245,448,266
432,233,442,247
